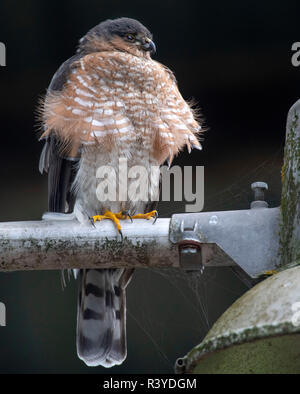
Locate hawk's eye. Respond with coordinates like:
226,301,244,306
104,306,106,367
125,34,135,41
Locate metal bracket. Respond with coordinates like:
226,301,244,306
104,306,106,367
169,218,205,272
169,214,254,286
169,185,280,287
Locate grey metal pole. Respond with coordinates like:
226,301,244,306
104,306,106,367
279,99,300,267
0,218,178,271
0,208,280,275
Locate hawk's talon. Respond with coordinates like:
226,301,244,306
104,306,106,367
152,210,158,225
121,210,133,223
89,217,96,228
115,210,132,222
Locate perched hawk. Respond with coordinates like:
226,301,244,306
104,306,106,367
39,17,202,367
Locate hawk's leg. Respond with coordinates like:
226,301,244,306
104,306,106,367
131,210,158,224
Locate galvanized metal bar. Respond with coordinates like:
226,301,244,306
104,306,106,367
0,217,177,271
0,207,280,276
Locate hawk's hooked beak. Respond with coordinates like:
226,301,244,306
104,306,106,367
142,38,156,54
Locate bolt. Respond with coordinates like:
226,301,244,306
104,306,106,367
179,244,203,271
251,182,268,209
175,357,186,374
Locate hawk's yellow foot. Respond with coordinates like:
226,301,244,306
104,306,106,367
92,210,131,235
131,210,158,224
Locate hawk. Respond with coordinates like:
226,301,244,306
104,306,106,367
39,17,202,367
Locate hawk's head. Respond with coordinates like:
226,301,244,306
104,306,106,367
78,18,156,58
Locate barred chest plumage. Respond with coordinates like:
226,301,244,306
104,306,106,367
41,51,201,165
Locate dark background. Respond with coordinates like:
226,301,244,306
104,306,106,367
0,0,298,373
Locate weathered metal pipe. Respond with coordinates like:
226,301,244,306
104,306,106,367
0,207,280,275
0,217,177,271
0,205,281,275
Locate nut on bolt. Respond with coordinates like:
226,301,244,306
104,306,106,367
169,217,204,271
178,240,203,272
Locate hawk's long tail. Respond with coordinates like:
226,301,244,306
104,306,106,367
76,268,134,367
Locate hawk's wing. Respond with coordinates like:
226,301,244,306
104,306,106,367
39,54,82,212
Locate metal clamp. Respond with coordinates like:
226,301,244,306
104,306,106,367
169,217,205,272
168,205,278,287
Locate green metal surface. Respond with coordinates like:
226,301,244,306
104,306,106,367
180,266,300,373
192,333,300,374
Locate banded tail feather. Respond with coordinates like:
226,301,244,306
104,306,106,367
76,268,134,367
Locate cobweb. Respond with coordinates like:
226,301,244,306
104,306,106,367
150,268,212,330
126,145,283,373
